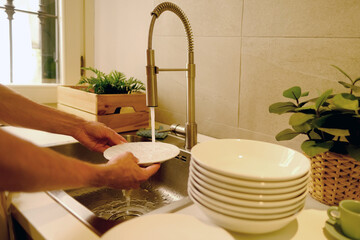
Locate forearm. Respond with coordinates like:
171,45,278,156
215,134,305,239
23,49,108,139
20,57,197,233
0,84,86,137
0,129,101,192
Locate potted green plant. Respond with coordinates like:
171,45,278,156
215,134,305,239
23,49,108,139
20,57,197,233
269,66,360,206
78,67,146,94
57,67,149,133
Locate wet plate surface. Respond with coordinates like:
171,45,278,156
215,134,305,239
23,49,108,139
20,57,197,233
103,142,180,165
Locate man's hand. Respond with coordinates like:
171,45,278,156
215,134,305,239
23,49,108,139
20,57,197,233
0,85,158,192
74,121,127,152
98,152,161,189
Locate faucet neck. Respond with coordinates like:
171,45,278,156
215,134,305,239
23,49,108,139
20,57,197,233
146,2,197,150
147,15,157,50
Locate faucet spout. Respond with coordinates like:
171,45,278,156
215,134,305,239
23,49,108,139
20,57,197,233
146,2,197,150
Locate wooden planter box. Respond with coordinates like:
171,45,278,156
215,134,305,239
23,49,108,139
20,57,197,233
57,86,149,132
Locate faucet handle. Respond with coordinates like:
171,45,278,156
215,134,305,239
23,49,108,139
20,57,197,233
155,124,185,135
170,124,186,136
154,66,159,74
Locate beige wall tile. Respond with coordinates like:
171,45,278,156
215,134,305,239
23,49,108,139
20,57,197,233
94,0,153,81
243,0,360,37
153,36,241,129
153,0,243,37
196,120,305,152
152,36,188,126
195,37,241,127
239,37,360,138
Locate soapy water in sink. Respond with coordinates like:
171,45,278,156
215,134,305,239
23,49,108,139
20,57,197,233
93,198,155,221
109,189,134,220
85,185,182,221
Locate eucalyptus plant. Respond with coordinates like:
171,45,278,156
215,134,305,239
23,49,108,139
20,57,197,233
269,66,360,161
78,67,145,94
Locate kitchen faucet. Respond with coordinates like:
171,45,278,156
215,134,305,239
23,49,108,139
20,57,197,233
146,2,197,150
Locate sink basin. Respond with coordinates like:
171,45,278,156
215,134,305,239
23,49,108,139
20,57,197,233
47,134,191,236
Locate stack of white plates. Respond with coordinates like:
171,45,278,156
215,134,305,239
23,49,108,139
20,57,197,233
188,139,310,234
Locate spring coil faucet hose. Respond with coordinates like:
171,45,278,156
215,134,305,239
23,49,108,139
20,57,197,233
149,2,194,53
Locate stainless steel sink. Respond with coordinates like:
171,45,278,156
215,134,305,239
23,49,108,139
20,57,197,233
47,134,191,236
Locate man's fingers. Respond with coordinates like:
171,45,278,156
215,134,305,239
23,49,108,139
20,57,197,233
113,151,138,161
142,163,161,178
95,145,108,153
108,131,127,145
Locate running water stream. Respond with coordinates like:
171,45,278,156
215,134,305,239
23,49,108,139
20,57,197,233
118,107,156,218
122,189,133,208
150,107,156,143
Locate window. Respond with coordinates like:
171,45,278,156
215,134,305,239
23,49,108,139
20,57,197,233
0,0,59,85
0,0,94,103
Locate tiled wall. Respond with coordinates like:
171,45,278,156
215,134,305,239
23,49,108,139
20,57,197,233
95,0,360,151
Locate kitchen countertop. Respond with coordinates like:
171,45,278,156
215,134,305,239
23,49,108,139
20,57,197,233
3,126,332,240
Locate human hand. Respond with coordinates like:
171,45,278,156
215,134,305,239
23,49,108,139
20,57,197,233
73,121,127,152
99,152,160,189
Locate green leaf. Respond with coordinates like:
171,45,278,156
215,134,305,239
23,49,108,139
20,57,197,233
289,113,315,126
283,86,301,100
339,81,360,93
301,91,309,97
347,144,360,161
338,81,360,93
332,65,353,83
332,93,358,111
339,81,352,89
293,122,312,133
308,130,322,140
275,129,301,141
301,140,333,157
315,89,333,111
318,128,350,137
269,102,298,114
295,105,316,112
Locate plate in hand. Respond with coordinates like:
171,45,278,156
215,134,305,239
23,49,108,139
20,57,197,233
104,142,180,165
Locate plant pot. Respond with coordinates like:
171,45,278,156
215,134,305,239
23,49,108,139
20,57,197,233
309,151,360,206
57,86,149,132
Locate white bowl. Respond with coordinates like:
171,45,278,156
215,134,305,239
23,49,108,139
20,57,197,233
189,177,308,208
102,213,234,240
190,169,307,201
193,198,299,234
191,139,310,181
189,187,305,220
191,160,310,189
191,163,309,194
188,184,306,214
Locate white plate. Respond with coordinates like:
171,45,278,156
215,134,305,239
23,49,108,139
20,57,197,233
102,214,234,240
191,160,310,188
190,169,308,201
190,163,309,194
189,177,308,208
191,139,310,181
189,188,304,220
188,185,306,214
193,199,298,234
103,142,180,165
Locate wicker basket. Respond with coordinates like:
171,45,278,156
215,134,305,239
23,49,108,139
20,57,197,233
309,151,360,206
